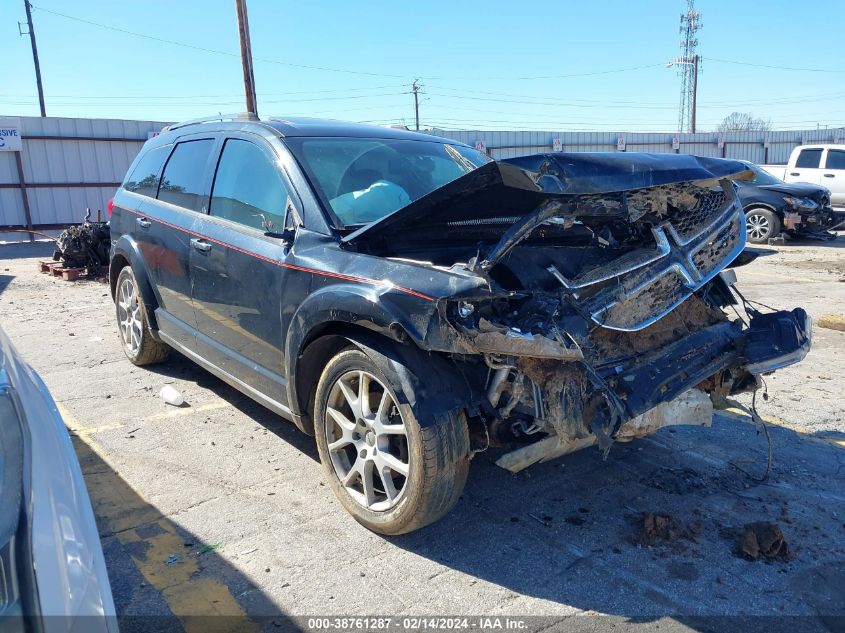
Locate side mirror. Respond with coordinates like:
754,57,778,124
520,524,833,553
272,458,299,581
265,227,296,246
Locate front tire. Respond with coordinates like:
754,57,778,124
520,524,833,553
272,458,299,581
314,347,470,535
115,266,169,366
745,208,781,244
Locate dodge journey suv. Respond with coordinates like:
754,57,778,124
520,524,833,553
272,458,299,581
110,114,811,534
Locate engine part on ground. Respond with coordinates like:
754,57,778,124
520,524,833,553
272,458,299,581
54,209,110,268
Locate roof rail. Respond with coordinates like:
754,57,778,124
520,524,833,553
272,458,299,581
162,112,259,132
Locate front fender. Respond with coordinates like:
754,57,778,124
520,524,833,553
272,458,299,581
284,283,440,419
285,283,436,376
110,235,162,332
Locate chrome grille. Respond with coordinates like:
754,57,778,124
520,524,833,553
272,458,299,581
573,195,745,331
691,213,743,275
665,190,728,242
597,271,688,331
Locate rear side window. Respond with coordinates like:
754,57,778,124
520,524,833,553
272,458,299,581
825,149,845,170
210,139,288,232
157,139,215,211
124,145,171,197
795,148,822,168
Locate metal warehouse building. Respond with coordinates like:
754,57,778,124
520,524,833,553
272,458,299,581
1,115,843,240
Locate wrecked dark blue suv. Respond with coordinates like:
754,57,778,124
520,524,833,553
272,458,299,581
109,115,811,534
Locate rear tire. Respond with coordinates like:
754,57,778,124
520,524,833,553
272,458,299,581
115,266,169,366
313,347,469,535
745,208,781,244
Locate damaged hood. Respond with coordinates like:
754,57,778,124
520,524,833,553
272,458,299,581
342,153,752,246
756,182,829,199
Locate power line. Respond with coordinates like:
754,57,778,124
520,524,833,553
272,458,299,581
426,86,845,108
0,85,409,100
28,4,666,82
438,63,666,81
425,92,678,110
30,3,409,78
703,57,845,73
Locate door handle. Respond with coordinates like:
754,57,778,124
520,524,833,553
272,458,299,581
136,217,151,229
823,173,835,178
789,172,800,176
190,238,212,253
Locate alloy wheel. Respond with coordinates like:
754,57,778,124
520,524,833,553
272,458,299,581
746,213,771,241
325,370,410,511
116,276,143,356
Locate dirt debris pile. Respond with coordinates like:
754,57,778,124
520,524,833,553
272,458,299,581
634,512,687,546
739,522,792,561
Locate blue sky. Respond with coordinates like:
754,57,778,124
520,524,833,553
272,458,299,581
3,0,844,132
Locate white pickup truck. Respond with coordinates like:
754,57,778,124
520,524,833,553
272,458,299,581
761,144,845,206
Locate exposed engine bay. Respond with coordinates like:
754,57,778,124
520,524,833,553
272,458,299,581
343,153,812,470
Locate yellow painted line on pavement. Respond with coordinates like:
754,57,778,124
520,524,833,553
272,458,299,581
721,406,845,450
63,401,233,436
721,406,783,426
145,400,232,421
57,402,258,632
70,422,124,438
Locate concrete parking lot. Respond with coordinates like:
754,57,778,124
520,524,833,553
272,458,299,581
1,239,844,632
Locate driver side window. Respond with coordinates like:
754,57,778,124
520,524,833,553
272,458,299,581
210,139,289,232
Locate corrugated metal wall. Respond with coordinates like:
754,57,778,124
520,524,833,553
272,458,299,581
1,115,843,242
428,128,845,164
0,116,167,240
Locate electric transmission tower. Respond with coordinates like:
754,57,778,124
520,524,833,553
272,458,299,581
673,0,701,133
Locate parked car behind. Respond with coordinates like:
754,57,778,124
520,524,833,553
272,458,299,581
735,161,843,243
0,326,116,631
109,115,811,534
761,144,845,205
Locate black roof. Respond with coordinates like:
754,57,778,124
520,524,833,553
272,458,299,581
161,114,455,143
263,117,449,142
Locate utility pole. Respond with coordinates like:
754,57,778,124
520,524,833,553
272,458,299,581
21,0,46,117
411,80,421,131
690,54,698,133
672,0,701,133
234,0,258,116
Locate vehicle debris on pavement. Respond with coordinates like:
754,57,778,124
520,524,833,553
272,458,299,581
634,513,688,546
53,208,110,269
160,385,184,407
739,522,792,561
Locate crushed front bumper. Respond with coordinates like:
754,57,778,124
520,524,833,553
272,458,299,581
790,207,845,240
601,307,811,422
495,307,812,472
743,308,812,374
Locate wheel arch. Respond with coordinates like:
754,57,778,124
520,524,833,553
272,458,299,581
286,288,475,436
744,202,782,219
110,235,162,333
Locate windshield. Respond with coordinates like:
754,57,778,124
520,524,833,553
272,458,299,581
285,137,492,226
745,162,784,186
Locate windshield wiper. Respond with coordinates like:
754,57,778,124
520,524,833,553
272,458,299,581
444,144,479,174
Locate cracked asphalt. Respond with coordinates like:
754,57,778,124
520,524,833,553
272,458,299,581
0,239,844,633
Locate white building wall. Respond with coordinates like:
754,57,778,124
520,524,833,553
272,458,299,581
0,116,167,240
428,128,845,165
1,115,843,242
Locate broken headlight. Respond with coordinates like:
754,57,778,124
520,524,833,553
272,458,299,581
783,196,818,210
